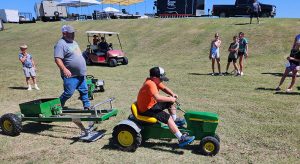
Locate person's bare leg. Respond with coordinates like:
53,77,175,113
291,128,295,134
278,68,290,87
287,70,298,90
217,58,221,74
212,59,215,74
226,62,230,72
239,56,244,73
167,117,180,134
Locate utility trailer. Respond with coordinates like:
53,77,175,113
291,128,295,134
35,0,67,22
0,98,118,142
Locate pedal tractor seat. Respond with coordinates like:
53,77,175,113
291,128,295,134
131,103,157,123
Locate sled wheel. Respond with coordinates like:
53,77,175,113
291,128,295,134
199,136,220,156
112,125,142,152
0,113,22,136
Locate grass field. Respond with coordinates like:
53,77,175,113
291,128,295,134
0,18,299,163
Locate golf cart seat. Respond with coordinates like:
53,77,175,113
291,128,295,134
131,103,157,124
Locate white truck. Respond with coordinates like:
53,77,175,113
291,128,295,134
35,0,67,22
0,9,19,23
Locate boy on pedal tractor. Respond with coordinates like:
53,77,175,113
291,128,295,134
136,67,195,147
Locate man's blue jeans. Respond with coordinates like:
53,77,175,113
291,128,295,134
60,76,90,108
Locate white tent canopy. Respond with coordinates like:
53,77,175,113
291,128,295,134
57,0,101,7
103,7,120,13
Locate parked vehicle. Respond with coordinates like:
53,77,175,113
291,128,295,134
35,0,67,22
212,0,276,18
19,12,36,24
83,31,128,67
155,0,205,17
0,9,19,23
0,19,3,31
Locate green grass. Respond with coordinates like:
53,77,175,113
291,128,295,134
0,18,299,163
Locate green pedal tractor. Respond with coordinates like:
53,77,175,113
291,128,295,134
86,75,105,100
0,97,118,142
112,102,220,156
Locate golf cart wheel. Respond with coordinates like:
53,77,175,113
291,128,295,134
112,125,142,152
199,136,220,156
108,58,117,67
122,57,128,65
0,113,22,136
90,92,94,100
99,86,105,92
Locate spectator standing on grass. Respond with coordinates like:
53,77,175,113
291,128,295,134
209,33,223,76
275,38,300,92
237,32,248,76
54,25,91,110
250,0,261,24
225,36,240,75
18,44,40,91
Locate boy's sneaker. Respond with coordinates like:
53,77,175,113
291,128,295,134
240,72,244,76
175,118,186,127
211,73,215,76
219,73,224,76
275,87,281,91
286,89,292,93
34,85,40,90
224,72,229,75
178,134,195,148
27,87,32,91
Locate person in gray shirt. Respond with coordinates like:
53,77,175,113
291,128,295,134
250,0,261,24
54,25,91,110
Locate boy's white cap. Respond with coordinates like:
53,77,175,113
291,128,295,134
20,44,28,49
61,25,75,33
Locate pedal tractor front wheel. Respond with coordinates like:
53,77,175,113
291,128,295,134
199,136,220,156
0,113,22,136
112,125,142,152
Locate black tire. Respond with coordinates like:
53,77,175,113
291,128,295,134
99,86,105,92
0,113,22,136
219,12,226,18
112,125,142,152
215,134,220,143
261,12,269,18
122,57,128,65
199,136,220,156
108,58,117,67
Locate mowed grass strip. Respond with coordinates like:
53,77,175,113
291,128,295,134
0,18,299,163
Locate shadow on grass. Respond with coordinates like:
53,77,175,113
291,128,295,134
261,72,283,77
188,73,212,76
8,86,28,90
235,23,250,25
102,137,201,155
255,87,277,91
274,91,300,95
86,62,123,68
21,122,98,143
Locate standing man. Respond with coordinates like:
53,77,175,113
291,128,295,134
54,25,91,110
250,0,261,24
237,32,248,76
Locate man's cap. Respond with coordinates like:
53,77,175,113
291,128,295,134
150,67,169,81
19,44,28,49
61,25,75,33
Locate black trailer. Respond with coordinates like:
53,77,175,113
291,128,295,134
155,0,205,17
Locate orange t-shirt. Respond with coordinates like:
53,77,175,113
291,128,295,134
137,78,166,113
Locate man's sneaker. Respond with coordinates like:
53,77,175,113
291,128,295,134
275,87,281,91
175,118,186,127
240,72,244,76
219,73,224,76
211,73,215,76
27,87,32,91
224,72,229,75
178,134,195,148
286,89,292,93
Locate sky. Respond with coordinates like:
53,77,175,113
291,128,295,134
0,0,299,18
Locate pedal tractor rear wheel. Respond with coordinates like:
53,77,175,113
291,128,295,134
0,113,22,136
199,136,220,156
112,125,142,152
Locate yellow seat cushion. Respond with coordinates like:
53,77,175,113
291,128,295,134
131,103,157,123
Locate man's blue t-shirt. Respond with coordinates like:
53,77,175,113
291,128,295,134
18,53,33,68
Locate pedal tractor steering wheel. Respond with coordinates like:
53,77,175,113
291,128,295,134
86,75,94,80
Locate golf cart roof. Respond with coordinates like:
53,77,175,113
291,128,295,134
86,31,120,36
